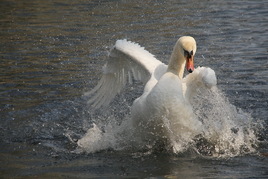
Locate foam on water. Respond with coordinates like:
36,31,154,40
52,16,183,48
77,69,261,157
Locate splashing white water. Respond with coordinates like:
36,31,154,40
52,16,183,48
77,86,259,157
190,87,258,157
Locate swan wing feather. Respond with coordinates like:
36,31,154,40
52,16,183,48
86,39,163,109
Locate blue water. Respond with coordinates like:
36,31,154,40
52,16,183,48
1,0,267,178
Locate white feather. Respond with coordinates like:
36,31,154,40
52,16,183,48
85,39,164,108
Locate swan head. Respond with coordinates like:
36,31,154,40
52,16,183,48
178,36,197,73
168,36,197,78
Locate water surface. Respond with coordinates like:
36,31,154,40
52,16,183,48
1,0,268,178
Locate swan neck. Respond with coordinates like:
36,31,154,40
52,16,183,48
167,49,185,79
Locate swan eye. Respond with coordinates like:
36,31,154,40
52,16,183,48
184,50,188,56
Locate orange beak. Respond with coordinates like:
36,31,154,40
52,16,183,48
186,55,194,73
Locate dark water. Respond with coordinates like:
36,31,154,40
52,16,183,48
1,0,268,178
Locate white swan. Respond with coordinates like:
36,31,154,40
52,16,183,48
85,36,217,151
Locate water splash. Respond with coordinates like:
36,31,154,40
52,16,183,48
77,86,261,158
189,87,259,157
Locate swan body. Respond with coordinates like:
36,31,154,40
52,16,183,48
86,36,217,150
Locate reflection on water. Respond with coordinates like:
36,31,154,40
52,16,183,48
1,0,268,178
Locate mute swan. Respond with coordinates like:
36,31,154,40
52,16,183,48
86,36,217,151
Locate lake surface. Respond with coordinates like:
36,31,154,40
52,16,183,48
1,0,268,178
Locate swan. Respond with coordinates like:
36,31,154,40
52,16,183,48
85,36,217,151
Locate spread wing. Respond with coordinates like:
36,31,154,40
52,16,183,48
85,39,164,109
